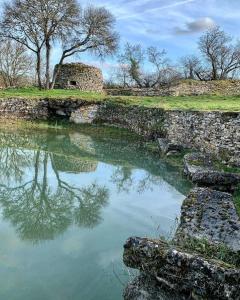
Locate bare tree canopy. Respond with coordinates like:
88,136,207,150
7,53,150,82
198,26,240,80
180,55,201,80
0,39,33,87
0,0,45,87
118,43,144,87
0,0,80,88
118,43,179,88
0,0,118,89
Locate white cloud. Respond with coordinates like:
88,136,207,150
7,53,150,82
174,17,216,35
118,0,196,20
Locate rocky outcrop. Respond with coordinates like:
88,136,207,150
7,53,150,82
0,98,49,120
184,153,240,192
175,188,240,252
96,103,166,138
123,237,240,300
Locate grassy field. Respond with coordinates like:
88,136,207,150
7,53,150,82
0,87,240,111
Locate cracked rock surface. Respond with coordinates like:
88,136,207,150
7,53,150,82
123,237,240,300
175,188,240,252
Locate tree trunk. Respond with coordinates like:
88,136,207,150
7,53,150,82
189,67,194,79
45,39,51,89
50,54,65,89
211,61,218,80
36,51,42,89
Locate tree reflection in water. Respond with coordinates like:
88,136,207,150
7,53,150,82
111,166,163,194
0,148,109,243
0,126,191,244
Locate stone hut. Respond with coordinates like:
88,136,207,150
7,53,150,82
54,63,103,92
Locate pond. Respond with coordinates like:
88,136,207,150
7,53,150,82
0,123,191,300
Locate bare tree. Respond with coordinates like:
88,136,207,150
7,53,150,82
0,0,45,88
114,63,132,87
36,0,80,89
199,26,240,80
50,6,119,89
180,55,201,79
0,39,33,87
147,47,175,87
1,0,80,89
119,43,177,88
1,1,117,90
118,43,144,87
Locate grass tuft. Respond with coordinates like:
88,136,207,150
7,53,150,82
178,237,240,268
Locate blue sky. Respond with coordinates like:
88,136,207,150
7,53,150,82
75,0,240,77
2,0,240,78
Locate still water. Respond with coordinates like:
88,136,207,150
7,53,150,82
0,124,191,300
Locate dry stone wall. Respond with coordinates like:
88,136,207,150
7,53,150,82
164,111,240,166
106,80,240,96
91,104,240,166
0,98,49,119
0,98,238,166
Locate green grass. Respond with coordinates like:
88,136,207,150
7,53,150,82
178,237,240,268
214,162,240,174
0,87,104,100
0,87,240,111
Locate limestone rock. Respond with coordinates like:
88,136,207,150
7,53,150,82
123,237,240,300
176,188,240,252
70,104,99,124
183,152,212,175
124,273,183,300
191,170,240,192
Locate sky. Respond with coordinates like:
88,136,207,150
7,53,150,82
2,0,240,78
75,0,240,78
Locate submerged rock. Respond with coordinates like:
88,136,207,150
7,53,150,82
175,187,240,252
123,237,240,300
184,153,240,192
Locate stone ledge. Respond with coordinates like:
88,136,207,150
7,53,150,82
184,153,240,192
123,237,240,300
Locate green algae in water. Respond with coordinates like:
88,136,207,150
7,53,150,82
0,124,191,300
